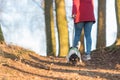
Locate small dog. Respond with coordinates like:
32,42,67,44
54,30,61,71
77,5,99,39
69,52,80,65
66,42,82,65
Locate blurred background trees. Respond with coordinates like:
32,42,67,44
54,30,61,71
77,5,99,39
45,0,69,57
0,0,120,57
44,0,120,57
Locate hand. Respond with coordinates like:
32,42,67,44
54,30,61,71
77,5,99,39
72,14,76,19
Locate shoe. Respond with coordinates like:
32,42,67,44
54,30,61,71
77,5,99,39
82,54,91,61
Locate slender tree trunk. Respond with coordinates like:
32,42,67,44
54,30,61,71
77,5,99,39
55,0,69,57
115,0,120,45
45,0,56,56
79,30,85,54
0,25,4,42
97,0,106,48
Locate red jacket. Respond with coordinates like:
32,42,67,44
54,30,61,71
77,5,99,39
72,0,95,23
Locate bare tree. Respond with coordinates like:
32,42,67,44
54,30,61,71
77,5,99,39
45,0,56,56
55,0,69,57
79,31,85,54
0,25,4,42
115,0,120,45
97,0,106,48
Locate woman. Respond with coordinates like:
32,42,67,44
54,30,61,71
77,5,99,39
72,0,95,61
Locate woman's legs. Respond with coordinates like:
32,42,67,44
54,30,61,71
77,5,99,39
73,21,94,61
84,22,93,55
73,22,84,47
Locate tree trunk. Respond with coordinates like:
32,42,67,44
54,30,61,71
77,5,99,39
45,0,56,56
97,0,106,48
0,25,4,42
55,0,69,57
115,0,120,45
79,30,85,54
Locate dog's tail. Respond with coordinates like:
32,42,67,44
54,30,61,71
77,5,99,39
77,41,81,50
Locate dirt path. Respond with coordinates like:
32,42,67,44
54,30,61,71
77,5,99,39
0,43,120,80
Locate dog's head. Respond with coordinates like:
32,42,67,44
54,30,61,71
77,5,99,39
69,53,80,65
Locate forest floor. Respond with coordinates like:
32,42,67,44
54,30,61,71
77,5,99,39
0,42,120,80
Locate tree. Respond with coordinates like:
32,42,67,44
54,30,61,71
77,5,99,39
97,0,106,48
0,25,4,42
79,31,85,54
45,0,56,56
115,0,120,45
55,0,69,57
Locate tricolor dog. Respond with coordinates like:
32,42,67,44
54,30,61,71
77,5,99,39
66,42,82,65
